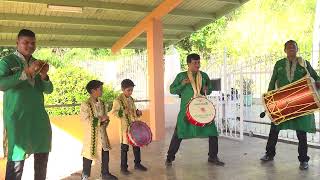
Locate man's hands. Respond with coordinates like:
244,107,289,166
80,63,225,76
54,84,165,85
136,109,142,117
99,115,109,122
24,60,49,80
39,62,49,80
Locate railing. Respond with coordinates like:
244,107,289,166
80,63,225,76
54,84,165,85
77,54,149,102
216,64,320,146
207,96,243,140
45,99,150,109
202,49,320,146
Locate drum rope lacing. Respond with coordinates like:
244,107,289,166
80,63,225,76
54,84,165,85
264,77,320,125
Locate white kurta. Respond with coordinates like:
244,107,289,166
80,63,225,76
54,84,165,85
80,97,111,160
108,95,137,145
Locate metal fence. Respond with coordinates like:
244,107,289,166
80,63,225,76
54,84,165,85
205,50,320,145
45,99,150,110
76,50,320,145
77,54,148,101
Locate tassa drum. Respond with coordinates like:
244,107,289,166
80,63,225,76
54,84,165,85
127,121,152,147
262,76,320,125
186,96,216,127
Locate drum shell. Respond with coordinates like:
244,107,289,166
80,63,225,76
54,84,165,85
262,76,320,125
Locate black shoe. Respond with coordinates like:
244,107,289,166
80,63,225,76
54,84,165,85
120,168,131,175
165,159,173,166
299,162,309,170
260,155,274,162
208,157,225,166
81,175,89,180
101,173,118,180
134,164,148,171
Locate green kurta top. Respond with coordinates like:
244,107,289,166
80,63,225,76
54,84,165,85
0,53,53,161
268,58,319,132
170,71,218,139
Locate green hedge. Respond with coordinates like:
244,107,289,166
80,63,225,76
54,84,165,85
44,66,119,115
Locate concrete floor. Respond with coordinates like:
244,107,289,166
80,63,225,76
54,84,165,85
5,125,318,180
34,127,319,180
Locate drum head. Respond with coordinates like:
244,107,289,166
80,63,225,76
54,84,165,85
188,97,216,124
129,121,152,146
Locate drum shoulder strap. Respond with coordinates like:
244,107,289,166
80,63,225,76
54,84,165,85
297,57,312,77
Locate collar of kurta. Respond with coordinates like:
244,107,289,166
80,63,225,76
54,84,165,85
187,70,202,97
119,94,134,110
14,50,36,86
14,50,35,65
86,97,104,120
88,97,104,115
89,97,101,104
285,58,297,82
285,57,307,82
118,93,136,123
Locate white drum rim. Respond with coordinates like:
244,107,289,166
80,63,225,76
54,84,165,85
188,96,216,124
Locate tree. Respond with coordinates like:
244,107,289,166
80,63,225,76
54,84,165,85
44,66,119,115
176,0,316,66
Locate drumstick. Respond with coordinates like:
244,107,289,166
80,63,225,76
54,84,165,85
204,81,208,96
260,111,266,118
135,109,142,120
35,62,48,75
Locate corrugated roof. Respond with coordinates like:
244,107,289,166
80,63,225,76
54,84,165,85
0,0,249,48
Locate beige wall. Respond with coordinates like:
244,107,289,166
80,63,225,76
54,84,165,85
50,109,150,145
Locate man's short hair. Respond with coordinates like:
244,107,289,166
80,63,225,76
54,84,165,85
186,53,200,64
121,79,135,89
86,80,103,94
284,40,298,49
17,29,35,38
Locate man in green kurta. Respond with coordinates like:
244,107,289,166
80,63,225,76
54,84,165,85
260,40,319,170
1,29,53,180
165,53,224,166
